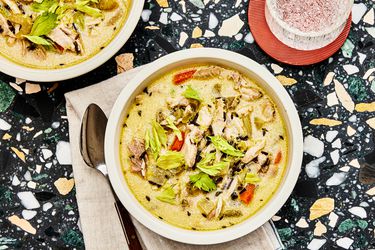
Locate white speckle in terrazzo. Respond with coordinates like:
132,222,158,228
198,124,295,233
45,162,52,169
244,32,254,43
271,63,283,74
352,3,367,24
203,30,215,37
27,181,37,189
17,191,40,209
367,27,375,38
12,175,20,186
330,150,340,165
307,238,326,250
357,52,367,64
218,14,244,37
336,237,354,249
24,171,32,181
306,157,326,178
343,65,359,75
189,0,204,9
0,118,11,130
332,139,341,149
296,218,309,228
208,12,219,29
349,159,360,168
141,10,152,22
348,115,357,122
178,32,189,47
42,149,53,160
339,166,350,172
326,130,338,142
348,206,367,218
16,133,20,141
234,33,243,40
360,202,369,207
326,172,347,186
43,202,53,212
326,92,339,107
304,135,324,157
159,12,168,25
170,12,183,21
25,117,32,124
22,210,37,220
56,141,72,165
328,212,339,227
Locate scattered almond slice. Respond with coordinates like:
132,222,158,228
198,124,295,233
2,133,12,140
323,72,335,86
310,118,342,126
366,117,375,129
115,53,134,74
296,218,309,228
355,102,375,112
192,26,202,38
190,43,203,48
47,83,59,93
22,126,34,132
309,198,334,220
276,75,297,86
349,159,360,168
54,178,75,195
347,126,356,136
8,215,36,234
145,26,160,30
334,79,354,112
156,0,169,7
366,187,375,196
11,147,26,162
25,83,41,94
314,221,327,236
15,78,26,84
9,82,23,92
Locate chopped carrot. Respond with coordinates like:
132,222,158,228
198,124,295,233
240,184,256,205
274,151,282,164
172,70,197,85
170,132,185,151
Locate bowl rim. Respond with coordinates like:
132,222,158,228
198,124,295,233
0,0,144,82
265,0,353,37
105,48,303,245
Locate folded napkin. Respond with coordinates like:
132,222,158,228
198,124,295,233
65,64,284,250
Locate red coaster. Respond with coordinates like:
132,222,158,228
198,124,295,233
248,0,352,66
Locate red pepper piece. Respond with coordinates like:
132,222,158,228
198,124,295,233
240,184,256,205
170,132,185,151
274,151,282,164
172,70,197,85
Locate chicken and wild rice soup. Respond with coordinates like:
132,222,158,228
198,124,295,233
0,0,130,68
120,65,288,231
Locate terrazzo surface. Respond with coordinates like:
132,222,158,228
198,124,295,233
0,0,375,249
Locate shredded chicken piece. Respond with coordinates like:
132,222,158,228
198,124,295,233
2,0,21,13
212,99,225,136
257,152,269,166
107,9,121,26
187,124,203,143
223,177,238,199
224,116,245,141
0,14,15,37
196,106,213,129
48,27,76,51
228,72,251,90
127,138,145,158
181,133,197,168
33,46,47,60
262,99,276,122
130,157,143,172
193,66,223,79
240,87,263,101
235,100,253,116
242,140,266,163
166,96,190,108
214,197,223,218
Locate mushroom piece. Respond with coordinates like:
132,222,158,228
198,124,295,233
240,87,263,101
196,106,213,130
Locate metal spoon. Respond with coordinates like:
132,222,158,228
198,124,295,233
80,103,143,250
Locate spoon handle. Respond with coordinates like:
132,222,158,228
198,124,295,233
114,200,143,250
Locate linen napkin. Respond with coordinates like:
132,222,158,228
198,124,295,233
65,64,284,250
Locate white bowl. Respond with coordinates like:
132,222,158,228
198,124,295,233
105,48,303,245
0,1,144,82
265,0,353,50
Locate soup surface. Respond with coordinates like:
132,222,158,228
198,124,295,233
0,0,130,69
120,65,288,231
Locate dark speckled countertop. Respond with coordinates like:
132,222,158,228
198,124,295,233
0,0,375,249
